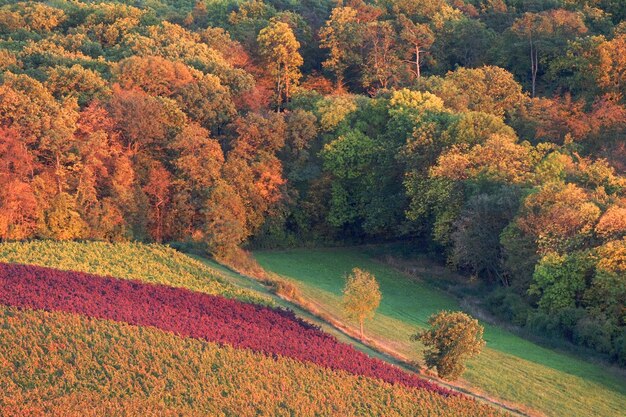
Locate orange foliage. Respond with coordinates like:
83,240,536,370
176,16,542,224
518,182,601,253
595,204,626,239
115,56,195,96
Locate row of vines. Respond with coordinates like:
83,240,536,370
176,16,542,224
0,262,449,394
0,305,504,416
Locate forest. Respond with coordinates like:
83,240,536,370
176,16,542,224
0,0,625,365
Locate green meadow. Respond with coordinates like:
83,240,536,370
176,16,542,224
255,247,626,417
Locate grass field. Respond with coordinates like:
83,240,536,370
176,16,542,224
254,247,626,417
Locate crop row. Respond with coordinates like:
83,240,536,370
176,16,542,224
0,305,504,417
0,262,451,396
0,241,268,304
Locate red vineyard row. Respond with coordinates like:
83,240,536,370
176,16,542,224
0,262,452,396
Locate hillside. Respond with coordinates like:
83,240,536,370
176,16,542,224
255,247,626,417
0,241,503,416
1,0,625,414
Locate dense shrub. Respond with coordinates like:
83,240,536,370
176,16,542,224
0,263,452,395
484,288,531,327
0,306,506,417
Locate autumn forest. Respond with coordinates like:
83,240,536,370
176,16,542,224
0,0,625,378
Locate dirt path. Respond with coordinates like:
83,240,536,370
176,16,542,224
194,254,541,417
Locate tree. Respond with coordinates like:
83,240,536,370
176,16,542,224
398,15,434,80
114,56,194,97
204,180,249,257
434,66,527,117
529,251,593,313
517,181,601,254
40,192,87,240
413,311,485,380
257,21,303,109
319,7,362,89
596,34,626,97
362,20,403,89
143,162,172,242
449,187,521,286
343,267,381,340
511,10,587,97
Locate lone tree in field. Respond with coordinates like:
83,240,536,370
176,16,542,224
343,268,381,340
413,311,485,380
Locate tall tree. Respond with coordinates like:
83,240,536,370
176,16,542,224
257,21,303,109
319,7,362,90
511,10,587,97
343,267,381,340
398,14,434,80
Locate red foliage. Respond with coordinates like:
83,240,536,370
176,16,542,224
0,262,453,396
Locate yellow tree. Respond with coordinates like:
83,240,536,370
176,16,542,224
257,21,303,109
319,7,361,90
343,267,381,340
596,34,626,97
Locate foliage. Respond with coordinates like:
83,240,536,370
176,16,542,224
257,20,303,107
0,0,625,366
0,262,452,396
342,267,381,339
0,306,505,417
0,241,264,303
414,311,485,380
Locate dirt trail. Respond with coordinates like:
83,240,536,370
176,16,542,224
198,255,544,417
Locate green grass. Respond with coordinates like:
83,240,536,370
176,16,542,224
254,247,626,417
0,241,268,304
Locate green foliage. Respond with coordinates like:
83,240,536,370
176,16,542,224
414,311,485,380
343,267,381,339
529,251,594,313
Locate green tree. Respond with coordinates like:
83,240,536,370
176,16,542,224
510,10,587,97
413,311,485,380
257,21,303,108
529,251,593,313
343,267,381,340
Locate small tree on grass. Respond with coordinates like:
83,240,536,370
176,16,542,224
412,311,485,380
343,268,381,340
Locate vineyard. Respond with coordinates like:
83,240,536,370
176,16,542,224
0,241,510,416
0,262,448,394
0,241,266,304
0,306,504,417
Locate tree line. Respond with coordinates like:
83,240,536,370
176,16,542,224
0,0,624,364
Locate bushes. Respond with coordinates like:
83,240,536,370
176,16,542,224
484,288,531,327
0,262,452,395
0,306,506,417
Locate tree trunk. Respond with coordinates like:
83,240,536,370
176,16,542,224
416,45,421,80
529,37,537,98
